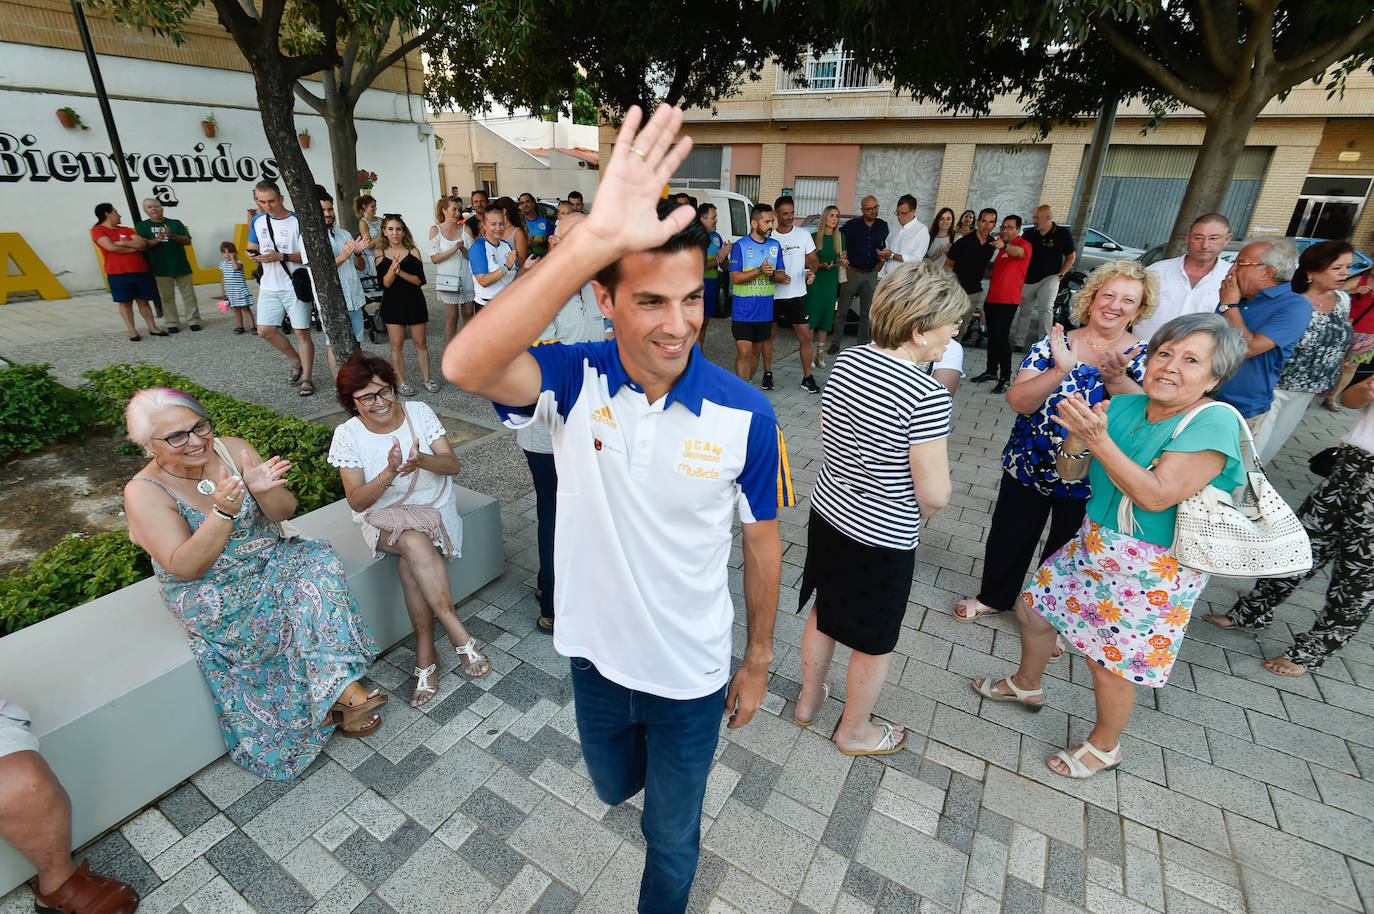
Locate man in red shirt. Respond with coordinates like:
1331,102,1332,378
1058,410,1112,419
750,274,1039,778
971,214,1032,392
90,202,167,341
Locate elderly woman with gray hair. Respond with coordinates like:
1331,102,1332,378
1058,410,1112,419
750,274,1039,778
973,314,1248,778
123,388,384,780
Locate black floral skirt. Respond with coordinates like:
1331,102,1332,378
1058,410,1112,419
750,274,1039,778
798,508,916,655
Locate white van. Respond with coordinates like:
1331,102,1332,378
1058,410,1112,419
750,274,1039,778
668,187,755,243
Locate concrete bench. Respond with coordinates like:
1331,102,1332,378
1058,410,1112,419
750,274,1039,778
0,488,504,893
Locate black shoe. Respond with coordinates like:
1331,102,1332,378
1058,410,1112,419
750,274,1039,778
827,341,840,355
189,324,202,332
761,372,774,391
993,378,1010,394
971,371,998,383
166,326,180,334
801,375,820,394
234,327,246,335
1013,344,1027,353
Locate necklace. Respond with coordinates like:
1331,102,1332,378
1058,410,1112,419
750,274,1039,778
1083,331,1128,352
158,460,216,495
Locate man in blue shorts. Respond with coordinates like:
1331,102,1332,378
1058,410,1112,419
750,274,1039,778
443,104,791,914
730,203,782,384
696,201,731,350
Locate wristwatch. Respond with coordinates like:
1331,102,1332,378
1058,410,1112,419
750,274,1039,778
1218,303,1236,314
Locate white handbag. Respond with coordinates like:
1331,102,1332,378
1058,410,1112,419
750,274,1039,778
1116,401,1311,578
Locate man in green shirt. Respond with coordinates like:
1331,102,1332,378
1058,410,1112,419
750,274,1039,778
135,198,202,331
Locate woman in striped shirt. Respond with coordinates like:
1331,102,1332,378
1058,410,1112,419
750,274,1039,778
794,261,963,756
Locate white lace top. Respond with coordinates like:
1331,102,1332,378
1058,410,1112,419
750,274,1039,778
327,401,463,558
429,224,474,290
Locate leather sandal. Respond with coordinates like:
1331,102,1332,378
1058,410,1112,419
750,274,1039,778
32,859,138,914
328,688,388,737
1048,741,1122,779
411,663,438,707
454,637,491,678
794,680,831,728
972,675,1044,711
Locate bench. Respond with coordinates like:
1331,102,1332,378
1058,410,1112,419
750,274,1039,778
0,489,504,892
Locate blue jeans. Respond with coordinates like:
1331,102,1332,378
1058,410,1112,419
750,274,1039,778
522,449,556,618
570,658,725,914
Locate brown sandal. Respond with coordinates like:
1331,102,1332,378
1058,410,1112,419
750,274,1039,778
32,859,138,914
328,688,388,737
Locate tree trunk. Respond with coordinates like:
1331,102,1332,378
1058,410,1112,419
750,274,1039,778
326,104,361,209
1164,97,1267,257
255,64,360,362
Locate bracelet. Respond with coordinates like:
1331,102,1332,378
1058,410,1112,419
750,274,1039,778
1058,445,1091,460
377,475,393,488
212,506,236,522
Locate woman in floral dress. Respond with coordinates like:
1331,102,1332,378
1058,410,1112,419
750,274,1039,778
124,387,384,780
973,314,1248,778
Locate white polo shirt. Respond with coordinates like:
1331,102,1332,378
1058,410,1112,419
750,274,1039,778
1136,255,1232,341
497,341,794,699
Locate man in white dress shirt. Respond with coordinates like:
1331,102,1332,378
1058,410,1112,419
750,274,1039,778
1134,213,1234,341
881,194,931,277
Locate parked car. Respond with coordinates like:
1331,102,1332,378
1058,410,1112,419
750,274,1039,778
800,212,862,229
1139,237,1373,275
667,187,756,243
1058,226,1146,274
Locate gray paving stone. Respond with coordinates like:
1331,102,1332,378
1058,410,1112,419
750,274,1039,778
1203,729,1319,797
917,758,953,790
1084,806,1123,865
424,682,484,724
1245,710,1358,774
1186,666,1287,718
224,780,296,826
383,819,430,861
457,828,526,885
530,725,584,770
377,836,498,914
159,784,219,836
507,796,621,894
943,772,982,827
1154,688,1253,740
777,729,852,815
240,863,313,914
333,829,401,889
489,674,541,712
853,810,968,911
703,799,816,898
929,705,1021,771
349,896,396,914
821,795,869,857
600,802,645,847
980,766,1084,849
937,816,973,853
1161,750,1277,825
1224,810,1362,908
80,831,161,897
393,740,500,830
204,830,276,890
488,732,544,775
532,881,579,914
459,787,525,839
1045,840,1085,906
1116,773,1227,848
1269,787,1374,863
1238,864,1360,914
733,756,783,810
1123,844,1165,912
1003,876,1044,914
842,863,883,905
685,851,726,914
1310,764,1374,821
1281,690,1374,747
720,743,757,772
842,756,884,806
874,880,921,914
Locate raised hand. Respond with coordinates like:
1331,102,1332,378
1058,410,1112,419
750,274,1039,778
212,466,247,515
240,449,291,495
396,439,422,477
1051,394,1110,446
386,436,405,474
580,104,696,259
1048,323,1073,369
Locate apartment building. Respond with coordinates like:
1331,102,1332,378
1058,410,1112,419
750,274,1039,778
602,48,1374,253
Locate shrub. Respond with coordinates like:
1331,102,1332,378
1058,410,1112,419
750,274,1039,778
0,532,152,635
82,362,343,512
0,363,96,459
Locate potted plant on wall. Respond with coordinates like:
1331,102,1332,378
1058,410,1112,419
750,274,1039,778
298,128,311,148
202,113,217,137
56,107,89,130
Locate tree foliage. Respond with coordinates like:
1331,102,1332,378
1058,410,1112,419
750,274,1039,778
822,0,1374,249
426,0,829,121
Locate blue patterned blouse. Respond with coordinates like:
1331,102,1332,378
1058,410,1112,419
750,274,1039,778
1000,336,1148,499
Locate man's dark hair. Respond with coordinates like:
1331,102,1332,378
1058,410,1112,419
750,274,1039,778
897,194,918,211
751,203,774,220
594,199,709,293
697,202,716,218
978,207,998,221
1002,214,1022,229
773,195,795,211
568,190,584,202
93,202,115,225
314,184,333,204
471,189,488,200
254,179,282,197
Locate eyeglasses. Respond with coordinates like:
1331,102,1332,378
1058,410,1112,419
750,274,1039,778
895,209,913,217
354,387,397,407
155,417,213,448
1231,260,1264,268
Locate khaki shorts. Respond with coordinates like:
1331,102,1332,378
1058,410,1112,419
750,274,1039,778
0,700,39,759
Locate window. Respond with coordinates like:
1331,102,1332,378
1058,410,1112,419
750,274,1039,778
728,198,750,237
792,176,839,221
474,163,497,197
736,175,760,204
776,43,882,92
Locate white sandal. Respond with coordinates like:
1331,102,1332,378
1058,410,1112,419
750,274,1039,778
794,680,831,728
411,663,438,707
454,638,491,679
972,675,1044,711
1048,741,1123,779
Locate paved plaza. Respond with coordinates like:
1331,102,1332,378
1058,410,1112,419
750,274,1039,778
2,290,1373,914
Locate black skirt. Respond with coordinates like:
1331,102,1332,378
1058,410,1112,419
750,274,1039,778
798,508,917,655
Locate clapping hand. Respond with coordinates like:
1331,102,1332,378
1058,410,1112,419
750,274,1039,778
240,450,291,495
211,467,247,515
1051,394,1110,448
505,250,517,269
1048,323,1073,369
386,437,405,474
396,439,422,477
580,104,696,263
1099,349,1129,384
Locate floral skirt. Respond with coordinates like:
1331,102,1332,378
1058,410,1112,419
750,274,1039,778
1347,332,1374,367
1022,519,1209,687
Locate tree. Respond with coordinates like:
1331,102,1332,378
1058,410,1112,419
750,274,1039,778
85,0,367,359
826,0,1374,252
425,0,829,122
294,6,468,205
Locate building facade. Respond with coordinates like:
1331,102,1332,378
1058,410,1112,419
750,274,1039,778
604,53,1374,255
1,0,439,299
431,112,600,204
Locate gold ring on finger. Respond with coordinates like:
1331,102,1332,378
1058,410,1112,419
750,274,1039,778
630,146,648,159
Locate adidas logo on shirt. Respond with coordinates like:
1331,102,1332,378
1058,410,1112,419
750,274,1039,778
592,406,617,428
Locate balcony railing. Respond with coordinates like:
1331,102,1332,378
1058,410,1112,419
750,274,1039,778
776,53,885,93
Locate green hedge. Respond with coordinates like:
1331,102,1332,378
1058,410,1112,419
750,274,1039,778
82,362,344,513
0,364,345,635
0,532,153,636
0,362,96,459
